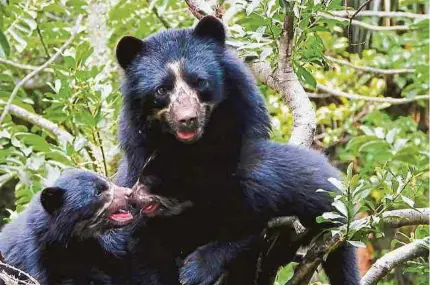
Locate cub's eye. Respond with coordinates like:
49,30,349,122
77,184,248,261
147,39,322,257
196,79,208,88
95,184,108,197
155,86,168,96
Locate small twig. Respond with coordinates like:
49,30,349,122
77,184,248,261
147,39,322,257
151,6,171,29
286,234,344,285
0,261,41,285
330,10,428,20
360,237,430,285
95,130,108,176
319,12,412,31
5,104,98,156
0,15,83,125
35,21,50,58
184,0,206,19
268,216,307,236
326,55,414,74
317,84,429,104
7,104,72,143
0,58,53,72
348,0,374,43
213,272,228,285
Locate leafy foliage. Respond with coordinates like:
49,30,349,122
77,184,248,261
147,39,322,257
0,0,428,284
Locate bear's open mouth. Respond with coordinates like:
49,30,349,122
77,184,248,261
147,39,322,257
109,208,134,224
175,128,202,143
140,201,159,215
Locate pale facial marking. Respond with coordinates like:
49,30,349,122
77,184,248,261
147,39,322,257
167,61,199,103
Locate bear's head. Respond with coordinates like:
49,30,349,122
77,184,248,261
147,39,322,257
116,16,226,143
40,169,135,238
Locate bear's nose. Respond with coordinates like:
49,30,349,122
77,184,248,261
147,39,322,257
179,116,197,128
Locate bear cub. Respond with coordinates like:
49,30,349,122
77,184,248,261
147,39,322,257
0,169,183,285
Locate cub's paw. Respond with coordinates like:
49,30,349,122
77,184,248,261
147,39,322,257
179,247,224,285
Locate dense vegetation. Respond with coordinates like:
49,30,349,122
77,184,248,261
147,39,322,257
0,0,428,284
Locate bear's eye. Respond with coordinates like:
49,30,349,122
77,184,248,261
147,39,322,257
95,187,103,197
155,86,168,96
95,184,108,197
196,78,208,89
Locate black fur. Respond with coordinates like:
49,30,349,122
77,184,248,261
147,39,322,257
179,140,360,284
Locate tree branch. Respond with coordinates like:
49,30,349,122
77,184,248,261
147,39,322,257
8,104,72,144
317,84,429,104
319,12,412,31
184,0,207,19
151,6,171,29
0,15,83,125
326,55,414,74
360,237,430,285
381,208,430,228
268,216,307,235
0,261,41,285
330,10,428,20
250,25,316,147
0,58,53,72
284,208,429,284
286,234,344,285
7,104,98,156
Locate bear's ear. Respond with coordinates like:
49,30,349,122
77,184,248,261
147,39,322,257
116,36,146,70
40,187,65,215
193,16,225,44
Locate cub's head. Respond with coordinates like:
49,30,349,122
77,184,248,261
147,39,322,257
116,16,226,143
40,169,135,238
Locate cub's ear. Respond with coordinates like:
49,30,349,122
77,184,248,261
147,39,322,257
116,36,146,70
40,187,65,215
193,16,225,44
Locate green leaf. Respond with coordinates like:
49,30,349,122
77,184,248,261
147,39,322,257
296,66,317,88
400,195,415,208
322,211,344,220
316,216,327,223
332,200,348,217
359,140,390,153
15,133,51,153
415,225,429,239
346,162,353,181
0,30,10,57
246,0,261,16
27,153,45,170
0,173,13,188
386,128,398,144
328,177,346,192
346,135,378,151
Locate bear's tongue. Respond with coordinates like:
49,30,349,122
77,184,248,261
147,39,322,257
142,203,158,214
176,130,196,140
109,210,133,222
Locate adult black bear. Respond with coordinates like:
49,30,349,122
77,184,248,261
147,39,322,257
0,169,179,285
116,16,359,285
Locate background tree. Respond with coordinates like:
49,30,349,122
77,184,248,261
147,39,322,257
0,0,428,284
